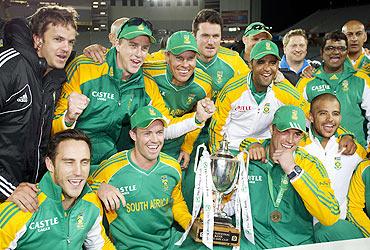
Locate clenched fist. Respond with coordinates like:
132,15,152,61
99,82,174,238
65,92,90,125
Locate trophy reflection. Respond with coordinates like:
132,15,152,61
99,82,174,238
210,137,239,226
189,136,244,247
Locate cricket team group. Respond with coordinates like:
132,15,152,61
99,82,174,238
0,4,370,250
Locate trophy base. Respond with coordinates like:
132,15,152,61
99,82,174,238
190,218,240,246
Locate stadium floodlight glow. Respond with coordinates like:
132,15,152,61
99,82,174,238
100,24,106,27
100,11,106,15
92,5,98,8
228,27,237,32
101,1,106,5
93,1,99,4
94,27,100,31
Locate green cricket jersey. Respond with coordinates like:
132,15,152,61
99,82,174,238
0,172,114,250
297,65,370,147
239,140,339,249
142,61,212,158
90,150,192,250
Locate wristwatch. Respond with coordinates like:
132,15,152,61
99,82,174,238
287,166,302,180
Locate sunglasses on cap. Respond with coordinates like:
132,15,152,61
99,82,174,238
117,17,154,37
245,24,272,34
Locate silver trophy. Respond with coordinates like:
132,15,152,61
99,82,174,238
210,136,240,225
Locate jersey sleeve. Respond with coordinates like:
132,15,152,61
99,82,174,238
52,58,83,134
83,193,116,250
0,202,34,249
171,171,192,230
347,160,370,237
291,150,340,226
273,81,311,117
144,75,203,139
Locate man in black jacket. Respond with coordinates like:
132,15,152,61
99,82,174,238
0,6,78,210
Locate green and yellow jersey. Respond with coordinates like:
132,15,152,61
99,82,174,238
142,61,212,158
89,150,191,249
347,159,370,237
0,172,114,250
240,140,339,249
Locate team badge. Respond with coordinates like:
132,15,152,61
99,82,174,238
109,67,114,77
334,157,342,170
76,214,84,230
149,107,156,116
137,23,145,30
342,80,349,91
161,175,169,191
217,71,223,84
184,35,191,44
186,94,196,105
266,42,272,50
263,103,270,114
329,74,338,80
292,109,298,120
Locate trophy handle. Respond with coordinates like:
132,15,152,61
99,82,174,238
194,143,208,173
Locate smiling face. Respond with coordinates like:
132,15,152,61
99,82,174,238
166,50,197,86
321,39,348,73
34,23,77,71
116,35,150,79
283,35,307,64
129,120,165,169
194,22,221,63
46,139,90,207
251,54,279,92
310,96,341,144
270,126,304,153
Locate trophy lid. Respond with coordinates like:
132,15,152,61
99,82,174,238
213,135,234,159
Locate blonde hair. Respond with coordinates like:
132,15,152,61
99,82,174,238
282,29,307,47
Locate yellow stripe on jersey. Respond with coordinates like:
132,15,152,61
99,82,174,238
159,152,182,179
300,172,340,214
217,75,248,102
295,148,328,178
142,61,167,77
0,192,47,248
66,55,108,83
218,46,238,56
145,50,166,62
347,160,370,236
91,151,128,180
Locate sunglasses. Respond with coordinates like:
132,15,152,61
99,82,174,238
245,24,272,34
117,17,153,38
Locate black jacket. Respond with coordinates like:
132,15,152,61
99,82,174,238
0,18,67,201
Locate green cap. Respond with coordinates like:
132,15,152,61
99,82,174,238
272,105,306,133
166,31,199,55
130,106,168,129
250,40,281,61
243,22,272,39
118,22,156,43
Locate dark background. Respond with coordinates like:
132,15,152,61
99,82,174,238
262,0,369,32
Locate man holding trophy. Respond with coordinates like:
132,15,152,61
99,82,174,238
234,105,340,249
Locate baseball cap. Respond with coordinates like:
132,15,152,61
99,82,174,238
130,106,168,129
117,17,156,43
243,22,272,39
250,40,281,61
166,31,199,55
272,105,306,133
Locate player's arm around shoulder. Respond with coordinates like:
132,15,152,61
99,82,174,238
292,148,340,226
0,194,42,249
